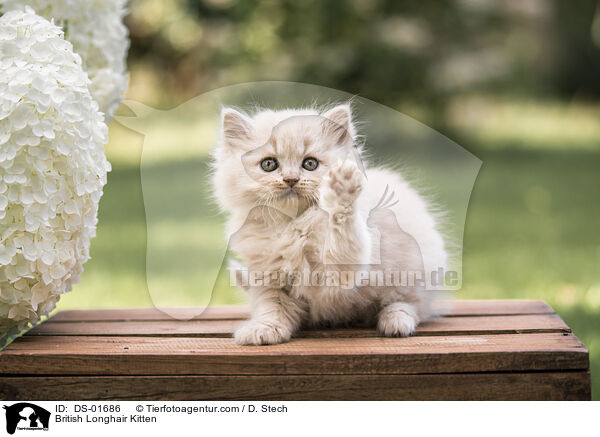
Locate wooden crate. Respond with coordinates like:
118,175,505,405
0,300,590,400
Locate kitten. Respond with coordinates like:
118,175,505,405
212,104,447,345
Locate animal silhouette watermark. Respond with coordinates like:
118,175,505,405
3,403,50,434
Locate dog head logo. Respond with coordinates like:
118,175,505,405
3,403,50,434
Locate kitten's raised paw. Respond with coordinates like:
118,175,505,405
321,161,364,221
234,320,292,345
328,161,363,202
377,303,419,337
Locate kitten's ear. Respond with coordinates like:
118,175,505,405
322,104,355,146
221,107,253,148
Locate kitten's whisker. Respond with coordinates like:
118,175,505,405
312,191,318,206
254,191,273,223
263,192,272,222
267,192,278,223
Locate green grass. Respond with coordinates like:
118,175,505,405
459,145,600,400
56,101,600,399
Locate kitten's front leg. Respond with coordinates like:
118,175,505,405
377,302,420,337
320,160,370,265
234,287,306,345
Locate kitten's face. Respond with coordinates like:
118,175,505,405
213,105,356,214
241,115,337,204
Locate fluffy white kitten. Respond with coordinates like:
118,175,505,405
212,104,446,345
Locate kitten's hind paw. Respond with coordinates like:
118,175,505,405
377,303,419,337
234,320,292,345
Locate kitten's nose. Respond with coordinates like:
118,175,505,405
283,177,299,187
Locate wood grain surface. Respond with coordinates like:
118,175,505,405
48,300,555,322
0,300,591,400
28,314,570,337
0,372,590,401
0,333,588,375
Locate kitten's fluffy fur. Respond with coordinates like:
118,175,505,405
212,104,446,345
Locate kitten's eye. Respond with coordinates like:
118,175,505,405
260,157,278,172
302,157,319,171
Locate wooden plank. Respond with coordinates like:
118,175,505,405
0,333,588,376
48,300,555,323
441,300,554,316
0,372,590,401
49,306,249,322
28,314,571,337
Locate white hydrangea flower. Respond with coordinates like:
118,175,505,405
2,0,130,121
0,7,110,346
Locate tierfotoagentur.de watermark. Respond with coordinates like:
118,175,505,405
231,267,459,290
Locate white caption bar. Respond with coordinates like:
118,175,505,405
0,401,595,436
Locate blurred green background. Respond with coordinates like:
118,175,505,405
56,0,600,398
